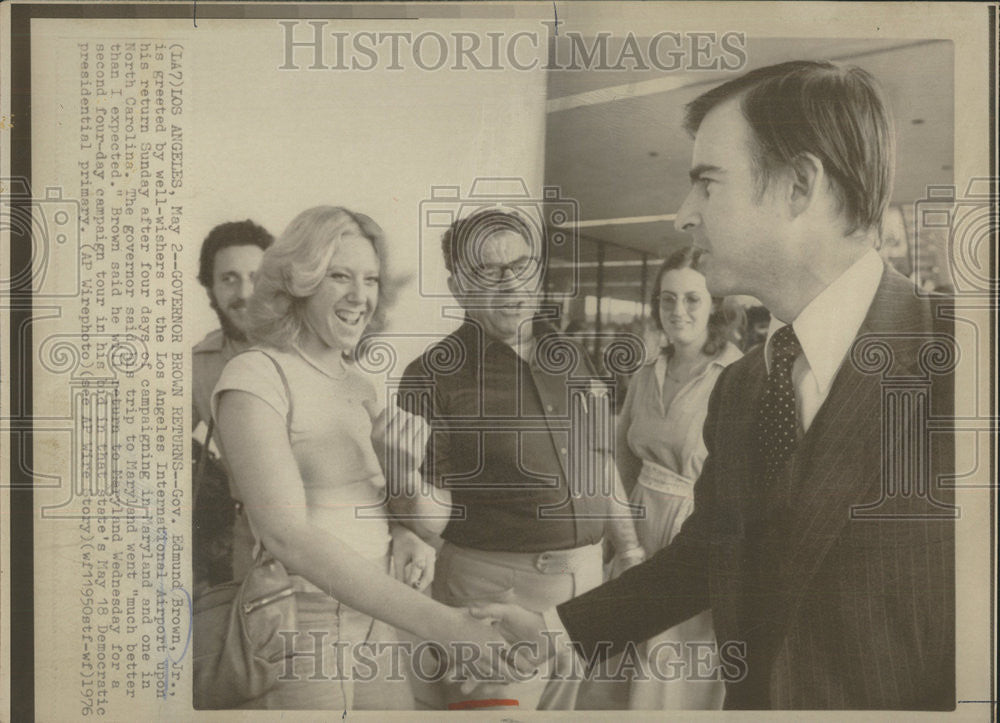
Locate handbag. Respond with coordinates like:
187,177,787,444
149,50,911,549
192,419,237,588
192,349,299,709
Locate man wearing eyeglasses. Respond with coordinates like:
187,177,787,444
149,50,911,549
394,208,644,711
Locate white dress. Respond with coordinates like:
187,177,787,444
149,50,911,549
619,343,742,710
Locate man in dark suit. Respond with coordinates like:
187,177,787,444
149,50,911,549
472,60,955,710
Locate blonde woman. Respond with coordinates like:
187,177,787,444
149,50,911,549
212,206,516,709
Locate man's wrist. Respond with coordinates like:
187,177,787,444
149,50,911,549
613,544,646,564
541,606,580,664
540,606,565,636
389,522,416,538
387,469,421,496
389,518,437,545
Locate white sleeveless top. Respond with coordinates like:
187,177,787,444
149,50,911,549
212,346,391,564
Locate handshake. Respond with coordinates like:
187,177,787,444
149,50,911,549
439,599,565,696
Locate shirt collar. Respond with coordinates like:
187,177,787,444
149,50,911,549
653,341,742,394
765,249,884,394
221,334,249,361
462,316,561,365
193,328,225,354
193,328,249,362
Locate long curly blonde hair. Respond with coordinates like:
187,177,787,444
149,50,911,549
247,206,401,350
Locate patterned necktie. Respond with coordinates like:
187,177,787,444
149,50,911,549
757,324,803,508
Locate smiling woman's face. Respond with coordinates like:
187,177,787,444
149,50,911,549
302,232,380,353
658,266,711,349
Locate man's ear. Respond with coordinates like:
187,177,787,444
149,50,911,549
446,274,460,300
787,152,825,218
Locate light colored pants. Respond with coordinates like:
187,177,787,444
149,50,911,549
242,569,414,711
431,541,603,711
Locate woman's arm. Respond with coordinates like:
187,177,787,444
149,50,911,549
215,389,508,667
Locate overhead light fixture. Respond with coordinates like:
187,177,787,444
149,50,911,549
553,213,677,229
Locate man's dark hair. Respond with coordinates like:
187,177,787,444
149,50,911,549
684,60,895,235
197,219,274,288
441,208,537,274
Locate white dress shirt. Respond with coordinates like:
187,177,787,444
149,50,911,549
766,249,885,434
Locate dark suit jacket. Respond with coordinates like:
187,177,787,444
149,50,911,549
558,266,955,709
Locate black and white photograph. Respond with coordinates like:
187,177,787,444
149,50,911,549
1,2,996,719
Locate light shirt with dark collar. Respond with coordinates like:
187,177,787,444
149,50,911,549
765,248,884,434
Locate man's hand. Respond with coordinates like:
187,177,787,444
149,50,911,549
467,601,554,670
364,400,430,490
437,608,539,696
390,525,435,591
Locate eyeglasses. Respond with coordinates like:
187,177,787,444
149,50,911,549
469,256,542,284
658,293,705,312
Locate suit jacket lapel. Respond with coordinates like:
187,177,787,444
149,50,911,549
771,267,927,632
778,347,881,605
709,349,767,645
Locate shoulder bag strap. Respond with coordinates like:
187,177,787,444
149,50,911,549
241,348,295,563
196,418,216,483
198,348,292,481
252,348,294,434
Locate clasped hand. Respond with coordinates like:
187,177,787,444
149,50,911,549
435,608,541,696
390,525,435,591
365,401,430,492
438,600,560,694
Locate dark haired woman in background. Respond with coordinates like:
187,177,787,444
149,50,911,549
615,246,744,710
